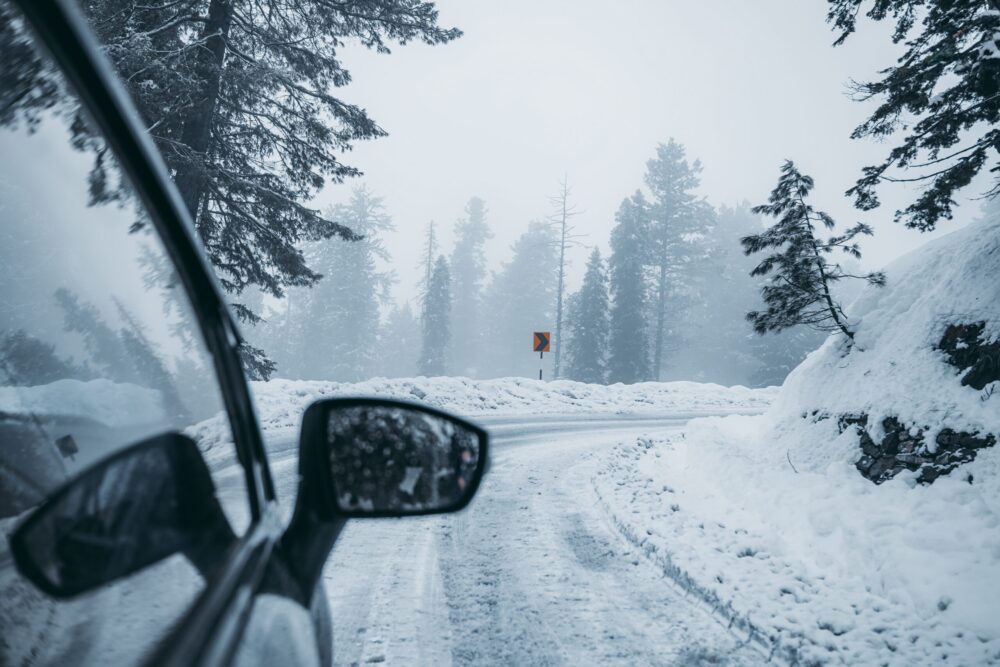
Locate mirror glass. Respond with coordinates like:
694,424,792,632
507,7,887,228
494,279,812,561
10,433,231,597
326,405,482,515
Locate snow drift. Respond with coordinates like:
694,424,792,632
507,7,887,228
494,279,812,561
595,212,1000,664
246,375,774,432
0,378,166,428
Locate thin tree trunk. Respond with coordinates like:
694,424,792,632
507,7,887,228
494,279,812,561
811,242,853,339
554,185,567,379
173,0,233,220
798,195,854,340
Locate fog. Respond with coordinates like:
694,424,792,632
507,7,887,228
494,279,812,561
3,0,992,389
317,0,983,306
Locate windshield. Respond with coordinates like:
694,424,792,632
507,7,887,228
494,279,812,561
0,3,249,663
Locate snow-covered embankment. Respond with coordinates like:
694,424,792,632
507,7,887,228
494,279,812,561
193,376,775,447
594,213,1000,665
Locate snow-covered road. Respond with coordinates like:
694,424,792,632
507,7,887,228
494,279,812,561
265,415,768,666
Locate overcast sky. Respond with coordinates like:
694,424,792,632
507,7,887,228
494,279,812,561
315,0,986,307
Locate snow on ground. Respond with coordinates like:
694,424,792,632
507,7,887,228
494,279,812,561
594,212,1000,665
250,376,776,423
191,376,775,458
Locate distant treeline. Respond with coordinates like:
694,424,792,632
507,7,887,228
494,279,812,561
248,140,845,387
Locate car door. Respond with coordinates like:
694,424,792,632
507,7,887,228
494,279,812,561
0,1,317,664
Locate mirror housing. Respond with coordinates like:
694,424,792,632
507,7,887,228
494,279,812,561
298,397,488,519
280,397,489,605
8,432,234,598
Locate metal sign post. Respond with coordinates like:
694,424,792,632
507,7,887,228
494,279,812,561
533,331,551,381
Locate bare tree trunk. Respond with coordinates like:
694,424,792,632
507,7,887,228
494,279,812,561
173,0,233,220
554,181,568,379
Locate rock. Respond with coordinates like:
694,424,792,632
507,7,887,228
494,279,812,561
937,322,1000,390
842,413,994,485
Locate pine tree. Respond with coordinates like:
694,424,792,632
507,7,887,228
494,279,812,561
294,186,394,381
418,256,451,376
54,288,141,384
0,0,460,373
827,0,1000,230
480,221,558,378
607,193,652,384
658,203,759,384
419,221,439,300
377,302,421,378
0,330,91,386
743,161,886,339
115,300,187,418
643,139,711,380
706,203,826,386
564,248,609,384
450,197,492,377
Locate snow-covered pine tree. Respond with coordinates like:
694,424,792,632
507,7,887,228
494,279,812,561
115,300,187,419
827,0,1000,230
0,330,91,386
418,221,439,301
712,203,826,386
450,197,492,377
0,0,460,377
662,202,764,385
564,248,610,384
54,288,140,385
607,192,652,384
643,139,711,380
378,302,421,378
293,186,394,381
419,256,451,376
743,161,886,340
480,221,559,378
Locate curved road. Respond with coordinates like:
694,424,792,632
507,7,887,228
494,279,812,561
267,414,766,666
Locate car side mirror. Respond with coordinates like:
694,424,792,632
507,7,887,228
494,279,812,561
8,432,234,598
299,397,488,518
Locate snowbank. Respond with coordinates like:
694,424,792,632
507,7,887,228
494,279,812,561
0,378,166,427
245,376,775,430
594,213,1000,664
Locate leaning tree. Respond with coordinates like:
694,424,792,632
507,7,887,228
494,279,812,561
743,161,886,340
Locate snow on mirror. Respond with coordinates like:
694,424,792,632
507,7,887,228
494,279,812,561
325,406,482,515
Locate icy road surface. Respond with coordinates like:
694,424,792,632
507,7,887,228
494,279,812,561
268,414,767,666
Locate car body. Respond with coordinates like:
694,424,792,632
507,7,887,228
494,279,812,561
0,1,487,664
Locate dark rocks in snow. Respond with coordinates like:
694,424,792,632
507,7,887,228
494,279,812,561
835,322,999,484
841,414,995,484
937,322,1000,390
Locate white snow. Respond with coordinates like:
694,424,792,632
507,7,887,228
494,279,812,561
593,212,1000,664
252,376,774,424
0,378,166,428
190,375,775,458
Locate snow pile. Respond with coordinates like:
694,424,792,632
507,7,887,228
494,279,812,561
594,213,1000,664
0,378,166,427
241,376,776,434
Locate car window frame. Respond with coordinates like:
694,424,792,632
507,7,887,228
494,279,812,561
8,1,289,664
9,0,274,510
